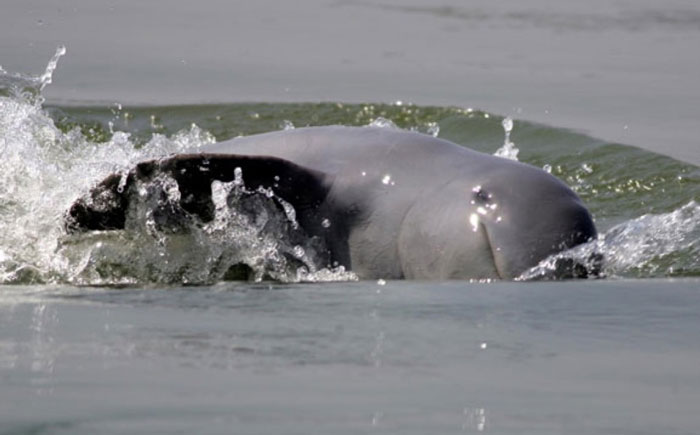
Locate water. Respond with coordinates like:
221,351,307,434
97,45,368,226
3,281,700,434
2,3,700,433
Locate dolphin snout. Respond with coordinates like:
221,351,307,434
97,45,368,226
485,198,597,279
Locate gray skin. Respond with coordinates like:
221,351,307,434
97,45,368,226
192,126,597,280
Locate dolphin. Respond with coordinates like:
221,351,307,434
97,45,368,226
66,126,597,280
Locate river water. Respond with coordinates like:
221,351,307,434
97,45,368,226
1,1,699,434
2,280,700,434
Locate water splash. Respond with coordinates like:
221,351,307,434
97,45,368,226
0,86,214,284
520,201,700,280
426,121,440,137
0,52,355,285
367,117,399,129
56,169,357,285
494,116,520,161
0,46,66,105
39,45,67,92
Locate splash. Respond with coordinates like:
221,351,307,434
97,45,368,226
368,116,441,137
0,50,356,285
493,116,520,161
520,201,700,280
367,117,399,129
56,171,355,285
38,46,67,92
0,46,66,105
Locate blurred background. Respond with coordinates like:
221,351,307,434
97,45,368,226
2,0,700,164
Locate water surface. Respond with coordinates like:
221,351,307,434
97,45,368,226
1,2,700,433
2,279,700,434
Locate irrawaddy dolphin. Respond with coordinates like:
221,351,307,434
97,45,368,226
66,126,598,280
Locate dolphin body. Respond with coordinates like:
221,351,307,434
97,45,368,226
66,126,597,280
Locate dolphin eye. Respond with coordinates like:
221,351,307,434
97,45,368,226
471,186,491,204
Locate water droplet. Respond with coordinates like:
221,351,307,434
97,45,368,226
426,121,440,137
233,167,243,186
502,116,513,134
292,245,305,259
494,116,519,161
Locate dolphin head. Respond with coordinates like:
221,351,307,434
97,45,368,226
398,157,597,280
463,158,597,279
